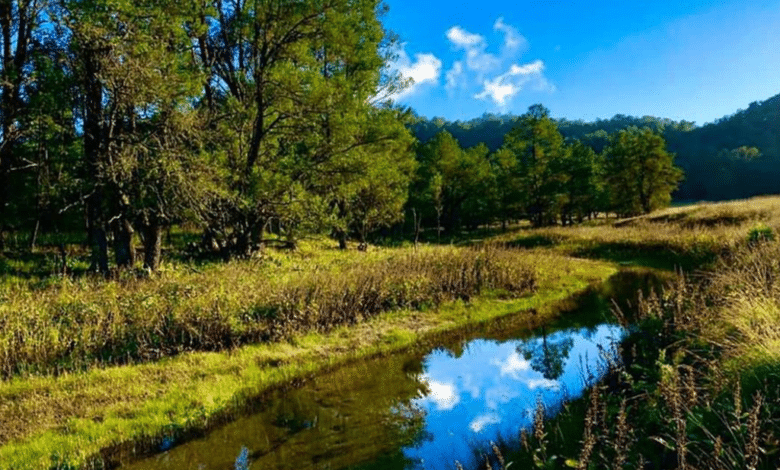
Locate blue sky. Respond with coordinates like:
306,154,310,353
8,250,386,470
382,0,780,125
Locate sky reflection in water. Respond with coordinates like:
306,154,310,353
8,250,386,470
405,324,624,469
119,321,628,470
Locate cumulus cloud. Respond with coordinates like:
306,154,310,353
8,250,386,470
445,25,500,74
526,378,560,390
469,413,501,433
446,26,485,48
474,59,554,107
494,17,527,52
422,378,461,411
443,18,553,108
390,44,442,99
491,351,531,379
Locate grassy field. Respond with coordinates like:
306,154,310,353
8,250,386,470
491,196,780,270
0,242,615,470
3,195,780,470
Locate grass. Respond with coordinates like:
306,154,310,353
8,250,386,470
0,244,539,378
0,245,616,470
492,196,780,271
7,194,780,470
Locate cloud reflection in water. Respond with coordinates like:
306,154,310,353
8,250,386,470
405,323,624,469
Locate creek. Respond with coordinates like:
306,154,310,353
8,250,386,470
119,268,667,470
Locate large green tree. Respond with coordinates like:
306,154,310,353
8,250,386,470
193,0,401,256
500,104,568,227
60,0,207,271
412,130,492,236
558,139,606,224
603,126,683,217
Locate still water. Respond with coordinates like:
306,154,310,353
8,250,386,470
120,269,664,470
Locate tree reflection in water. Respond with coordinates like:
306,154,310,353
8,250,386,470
519,326,575,381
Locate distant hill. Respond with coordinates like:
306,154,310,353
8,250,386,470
411,93,780,202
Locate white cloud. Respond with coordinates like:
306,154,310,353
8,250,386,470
445,26,500,74
422,378,461,411
446,26,485,48
474,59,553,107
494,17,527,53
474,79,519,106
445,61,465,89
508,61,545,75
443,18,553,107
491,351,531,379
526,378,560,390
390,44,442,100
469,413,501,433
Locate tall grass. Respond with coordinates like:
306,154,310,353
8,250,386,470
468,235,780,470
0,246,536,378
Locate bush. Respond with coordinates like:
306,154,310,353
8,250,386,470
747,224,774,245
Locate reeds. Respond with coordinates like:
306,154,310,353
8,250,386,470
470,235,780,470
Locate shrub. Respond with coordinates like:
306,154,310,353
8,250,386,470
747,224,774,245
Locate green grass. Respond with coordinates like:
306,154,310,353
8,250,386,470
0,244,540,378
8,195,780,470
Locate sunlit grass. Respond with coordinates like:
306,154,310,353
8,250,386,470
0,244,615,470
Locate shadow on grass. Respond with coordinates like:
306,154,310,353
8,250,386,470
571,242,718,272
501,234,561,249
0,250,90,279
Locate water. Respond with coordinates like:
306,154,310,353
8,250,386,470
119,268,665,470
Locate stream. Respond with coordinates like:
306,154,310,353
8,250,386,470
119,268,667,470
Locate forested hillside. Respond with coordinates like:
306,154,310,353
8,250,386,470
411,93,780,202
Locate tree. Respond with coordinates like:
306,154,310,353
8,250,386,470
61,0,207,271
559,140,605,224
520,326,574,381
413,130,492,236
193,0,399,256
0,0,48,249
325,107,416,248
489,146,522,231
603,127,683,217
500,105,567,227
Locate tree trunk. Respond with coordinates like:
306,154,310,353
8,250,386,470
412,208,421,250
113,218,136,268
336,229,348,250
30,219,39,251
143,220,162,271
84,47,109,273
0,159,9,251
88,218,109,273
436,208,442,242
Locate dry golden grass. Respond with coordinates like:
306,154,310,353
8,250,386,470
472,197,780,470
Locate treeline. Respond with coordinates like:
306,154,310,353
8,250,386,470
405,105,682,235
0,0,417,272
412,92,780,202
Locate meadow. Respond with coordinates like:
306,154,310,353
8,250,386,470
2,196,780,469
0,239,614,470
